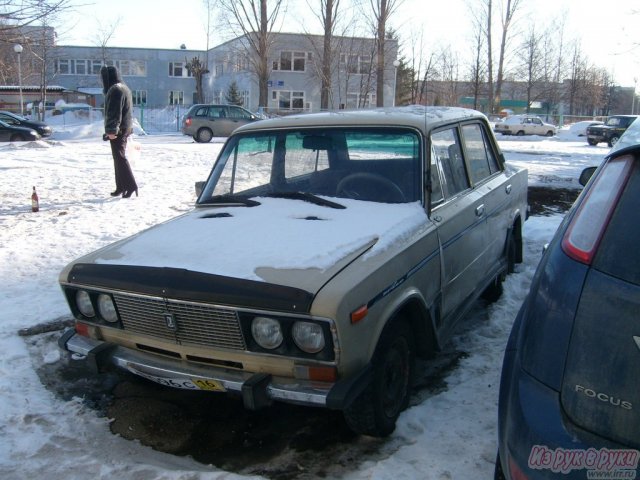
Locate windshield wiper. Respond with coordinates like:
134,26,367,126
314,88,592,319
265,191,346,209
201,194,261,207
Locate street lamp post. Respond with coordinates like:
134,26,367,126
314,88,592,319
392,59,400,107
14,44,24,116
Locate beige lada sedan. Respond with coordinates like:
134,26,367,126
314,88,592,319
59,106,528,437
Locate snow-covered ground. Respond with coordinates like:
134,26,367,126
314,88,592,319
0,113,610,479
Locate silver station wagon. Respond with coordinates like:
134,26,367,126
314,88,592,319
59,106,528,437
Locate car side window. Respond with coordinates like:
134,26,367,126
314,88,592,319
461,123,500,184
193,106,209,117
431,128,469,197
429,146,444,206
209,106,226,118
228,107,250,119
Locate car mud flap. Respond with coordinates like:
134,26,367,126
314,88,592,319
57,328,76,350
242,373,273,410
326,364,373,410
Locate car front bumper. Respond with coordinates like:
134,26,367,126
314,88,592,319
59,329,371,411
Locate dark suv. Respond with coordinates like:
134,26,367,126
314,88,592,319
496,116,640,479
586,114,638,147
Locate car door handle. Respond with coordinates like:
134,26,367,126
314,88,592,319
475,204,485,217
505,184,512,194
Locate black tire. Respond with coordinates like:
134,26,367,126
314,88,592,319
9,133,25,142
516,130,525,136
343,319,414,437
545,130,554,137
196,128,213,143
587,138,598,146
494,452,506,480
608,135,620,147
482,230,517,303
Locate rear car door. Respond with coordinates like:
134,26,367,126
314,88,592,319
207,106,235,136
459,122,510,274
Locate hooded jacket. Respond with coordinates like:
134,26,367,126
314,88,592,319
101,65,133,136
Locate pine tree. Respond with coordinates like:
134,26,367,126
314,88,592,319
225,81,244,106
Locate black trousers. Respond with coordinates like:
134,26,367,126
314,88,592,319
109,133,137,192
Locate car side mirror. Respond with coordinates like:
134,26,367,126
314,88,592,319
579,167,597,187
195,181,205,197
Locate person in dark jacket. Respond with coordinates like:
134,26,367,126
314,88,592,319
101,65,138,198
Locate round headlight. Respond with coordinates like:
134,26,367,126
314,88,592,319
75,290,95,317
97,294,118,323
292,321,325,353
251,317,283,350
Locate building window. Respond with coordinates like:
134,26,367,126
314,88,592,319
132,90,147,106
273,51,307,72
169,62,191,78
215,64,224,77
346,92,376,108
169,91,184,105
340,54,372,75
55,58,146,76
273,90,305,110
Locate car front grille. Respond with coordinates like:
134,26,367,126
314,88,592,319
113,292,246,351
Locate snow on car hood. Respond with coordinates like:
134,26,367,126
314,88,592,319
90,197,428,284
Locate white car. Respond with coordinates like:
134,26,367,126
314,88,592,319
569,120,603,136
494,115,556,137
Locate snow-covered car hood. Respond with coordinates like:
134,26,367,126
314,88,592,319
64,197,429,294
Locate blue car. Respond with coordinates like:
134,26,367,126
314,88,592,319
496,119,640,479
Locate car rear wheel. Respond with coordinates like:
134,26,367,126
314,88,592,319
195,128,213,143
9,133,25,142
587,138,598,146
516,130,525,136
343,319,414,437
608,135,620,147
482,229,518,302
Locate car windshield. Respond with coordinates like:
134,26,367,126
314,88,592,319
198,127,422,205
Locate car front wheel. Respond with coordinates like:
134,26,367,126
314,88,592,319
587,138,598,146
516,130,525,136
343,319,414,437
545,130,554,137
9,133,25,142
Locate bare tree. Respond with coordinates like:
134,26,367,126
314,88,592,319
186,56,210,104
466,2,486,111
493,0,524,113
517,24,542,113
91,16,122,62
215,0,286,108
367,0,402,106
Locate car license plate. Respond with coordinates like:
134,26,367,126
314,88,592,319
126,365,226,392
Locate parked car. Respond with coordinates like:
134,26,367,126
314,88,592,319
181,104,260,142
0,119,41,142
494,115,557,137
0,111,53,137
568,120,603,137
496,117,640,479
586,114,639,147
59,106,528,437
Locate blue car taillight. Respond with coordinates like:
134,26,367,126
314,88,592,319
561,155,634,265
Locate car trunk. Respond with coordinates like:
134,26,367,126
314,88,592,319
560,270,640,448
560,159,640,448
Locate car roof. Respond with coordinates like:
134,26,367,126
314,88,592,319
233,106,486,134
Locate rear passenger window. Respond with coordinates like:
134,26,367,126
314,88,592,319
431,128,469,197
461,123,500,184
